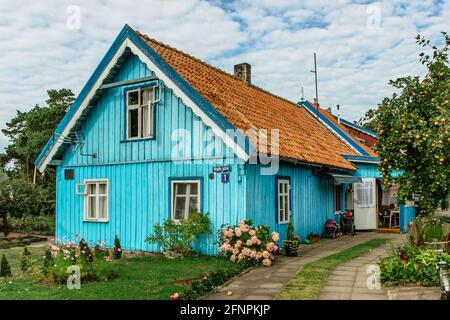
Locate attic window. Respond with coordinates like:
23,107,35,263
126,87,155,139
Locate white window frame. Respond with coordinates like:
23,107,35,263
277,179,291,224
126,87,155,140
83,179,109,222
171,180,201,220
354,181,375,208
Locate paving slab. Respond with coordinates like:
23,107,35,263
204,232,395,300
319,235,441,301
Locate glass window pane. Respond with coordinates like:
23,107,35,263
128,109,139,138
98,196,107,219
87,183,96,195
175,183,187,195
188,196,198,214
142,105,149,137
174,196,186,219
88,196,96,218
141,88,152,106
128,91,139,105
189,183,198,195
98,183,107,195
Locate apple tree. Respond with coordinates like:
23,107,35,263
373,32,450,213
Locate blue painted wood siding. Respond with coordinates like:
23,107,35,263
56,53,246,254
353,163,402,178
246,162,334,242
56,161,246,255
62,54,233,166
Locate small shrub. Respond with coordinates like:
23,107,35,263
378,242,450,286
79,239,93,264
219,220,278,266
146,212,212,255
7,214,55,234
94,244,110,260
0,254,12,277
113,236,122,260
42,248,54,276
179,259,253,300
20,247,32,272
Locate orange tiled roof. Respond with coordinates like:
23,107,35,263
137,31,359,170
316,105,377,157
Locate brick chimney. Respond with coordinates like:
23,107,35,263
234,63,251,84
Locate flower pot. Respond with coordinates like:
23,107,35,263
283,240,299,257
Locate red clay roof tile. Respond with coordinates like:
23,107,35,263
137,31,359,170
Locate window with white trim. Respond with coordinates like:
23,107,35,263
354,181,374,207
277,179,290,223
126,87,154,139
84,180,109,222
171,180,200,220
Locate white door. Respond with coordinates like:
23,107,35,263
353,178,377,230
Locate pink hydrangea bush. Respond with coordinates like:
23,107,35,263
219,220,279,267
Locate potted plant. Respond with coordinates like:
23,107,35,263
282,221,299,256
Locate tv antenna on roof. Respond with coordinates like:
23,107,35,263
301,86,304,100
310,52,319,117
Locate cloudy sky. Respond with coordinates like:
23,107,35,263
0,0,448,151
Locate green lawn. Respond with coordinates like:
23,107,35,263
0,245,236,300
275,238,389,300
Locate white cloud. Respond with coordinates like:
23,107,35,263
0,0,448,152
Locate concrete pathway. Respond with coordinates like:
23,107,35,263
319,239,441,300
204,232,399,300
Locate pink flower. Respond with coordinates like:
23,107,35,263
262,258,272,267
117,248,122,252
262,251,270,259
235,240,242,248
266,242,275,252
249,230,256,237
272,232,280,242
246,239,253,246
273,245,278,252
256,239,261,245
251,236,258,244
230,255,237,262
233,248,240,255
235,228,242,237
250,251,257,259
169,292,180,300
295,235,300,241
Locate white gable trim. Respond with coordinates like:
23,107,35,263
303,105,362,156
38,37,249,172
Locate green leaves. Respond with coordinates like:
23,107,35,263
145,212,212,255
372,33,450,213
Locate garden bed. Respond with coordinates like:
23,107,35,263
0,233,48,249
0,245,241,300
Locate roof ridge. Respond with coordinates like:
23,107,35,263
135,30,303,111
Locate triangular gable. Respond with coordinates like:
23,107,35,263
35,25,251,172
299,100,371,157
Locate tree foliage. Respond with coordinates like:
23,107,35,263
373,32,450,213
0,89,74,232
1,88,74,180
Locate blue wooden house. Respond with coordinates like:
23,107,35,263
36,25,401,254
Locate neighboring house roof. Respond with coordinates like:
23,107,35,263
36,25,361,172
300,100,377,157
334,117,378,148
